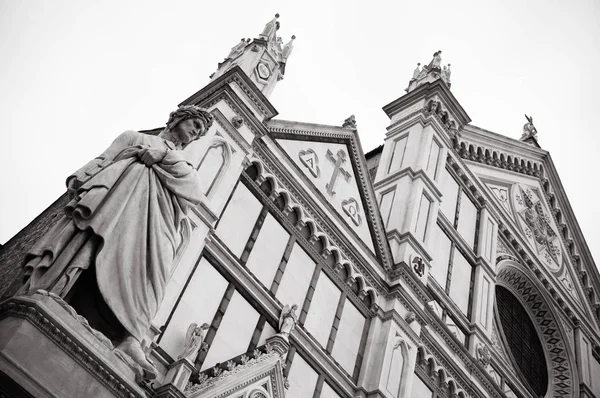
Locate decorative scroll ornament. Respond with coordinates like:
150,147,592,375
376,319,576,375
476,343,491,368
412,256,425,277
342,197,362,226
298,149,320,178
231,116,244,129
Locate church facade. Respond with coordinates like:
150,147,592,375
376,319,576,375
1,15,600,398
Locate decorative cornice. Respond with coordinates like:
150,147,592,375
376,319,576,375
0,296,144,398
266,124,394,272
179,66,277,120
453,138,543,178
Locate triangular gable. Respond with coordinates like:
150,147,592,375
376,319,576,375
266,119,392,268
470,164,588,309
186,348,286,398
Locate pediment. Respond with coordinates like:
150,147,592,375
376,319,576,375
469,165,587,311
186,349,286,398
266,119,392,267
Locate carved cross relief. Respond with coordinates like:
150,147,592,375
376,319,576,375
325,149,351,197
298,147,362,227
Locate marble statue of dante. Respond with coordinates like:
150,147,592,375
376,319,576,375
178,322,210,363
19,105,213,379
278,304,298,338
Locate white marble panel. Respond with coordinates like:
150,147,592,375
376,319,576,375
331,300,365,375
592,353,600,398
449,250,472,315
410,373,433,397
286,354,318,398
201,291,260,370
320,382,342,398
388,136,408,174
439,167,459,222
257,321,277,347
457,194,478,250
245,213,289,289
215,183,262,257
275,245,315,309
379,189,395,228
430,223,451,288
303,272,341,347
414,193,432,242
425,139,441,180
160,258,228,359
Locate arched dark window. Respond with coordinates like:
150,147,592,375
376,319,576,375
496,286,548,397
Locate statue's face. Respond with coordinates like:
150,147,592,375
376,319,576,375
172,117,206,145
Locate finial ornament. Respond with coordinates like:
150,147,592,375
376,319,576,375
521,114,538,142
260,13,280,40
407,51,451,92
412,63,421,80
282,35,296,63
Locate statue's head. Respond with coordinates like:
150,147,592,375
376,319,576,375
200,323,210,330
164,105,214,146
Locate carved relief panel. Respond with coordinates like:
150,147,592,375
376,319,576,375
511,183,563,272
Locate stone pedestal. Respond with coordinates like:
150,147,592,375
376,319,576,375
0,293,146,398
265,334,290,358
154,358,196,398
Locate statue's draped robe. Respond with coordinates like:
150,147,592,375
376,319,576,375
21,131,204,341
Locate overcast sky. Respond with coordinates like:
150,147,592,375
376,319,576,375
1,0,598,267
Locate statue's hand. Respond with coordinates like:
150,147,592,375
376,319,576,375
138,147,167,167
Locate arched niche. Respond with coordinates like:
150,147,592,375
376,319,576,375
495,260,578,398
197,136,232,197
385,332,411,398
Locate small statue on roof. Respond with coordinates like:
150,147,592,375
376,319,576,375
432,50,442,69
442,64,451,84
343,115,357,129
521,114,538,140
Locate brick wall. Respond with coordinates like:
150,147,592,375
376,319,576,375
0,193,69,297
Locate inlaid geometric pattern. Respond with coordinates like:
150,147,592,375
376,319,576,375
497,267,573,398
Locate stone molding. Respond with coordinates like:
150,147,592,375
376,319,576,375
0,295,145,398
266,124,394,272
496,264,576,398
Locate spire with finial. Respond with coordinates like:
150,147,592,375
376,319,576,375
210,14,296,98
406,51,452,92
282,35,296,63
260,13,280,41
